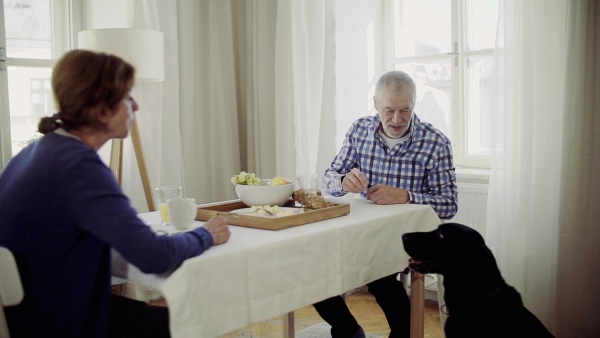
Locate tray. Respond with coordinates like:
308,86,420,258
196,199,350,231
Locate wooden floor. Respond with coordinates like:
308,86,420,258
149,287,443,337
157,287,445,338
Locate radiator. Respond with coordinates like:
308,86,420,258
426,182,489,303
449,182,489,238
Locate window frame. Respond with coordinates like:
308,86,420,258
0,0,80,169
383,0,494,169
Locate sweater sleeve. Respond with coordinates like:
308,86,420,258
63,149,213,274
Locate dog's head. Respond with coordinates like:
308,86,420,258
401,223,493,275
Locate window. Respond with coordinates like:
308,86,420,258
385,0,498,168
0,0,76,169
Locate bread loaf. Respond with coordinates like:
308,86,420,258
292,189,334,209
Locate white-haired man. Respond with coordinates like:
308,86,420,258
316,70,458,338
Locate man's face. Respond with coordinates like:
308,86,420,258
375,84,414,138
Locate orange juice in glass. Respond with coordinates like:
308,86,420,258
159,203,170,223
154,186,182,225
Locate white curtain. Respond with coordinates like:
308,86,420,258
487,1,599,336
230,0,336,184
274,0,337,181
168,0,334,204
555,1,600,337
108,0,336,206
174,0,242,204
231,1,278,180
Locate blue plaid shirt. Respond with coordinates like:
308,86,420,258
323,114,458,219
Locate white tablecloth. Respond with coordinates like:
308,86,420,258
119,198,441,338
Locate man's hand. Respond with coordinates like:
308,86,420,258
202,216,231,245
342,168,369,193
366,184,410,205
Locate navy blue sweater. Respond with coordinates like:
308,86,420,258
0,131,214,337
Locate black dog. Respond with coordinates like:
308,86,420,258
402,223,554,338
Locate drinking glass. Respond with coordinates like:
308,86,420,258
154,186,182,225
297,174,318,195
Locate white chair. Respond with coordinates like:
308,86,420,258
0,247,23,338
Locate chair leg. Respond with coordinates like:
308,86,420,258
0,303,10,338
436,274,447,335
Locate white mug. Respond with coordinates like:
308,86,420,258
167,198,197,230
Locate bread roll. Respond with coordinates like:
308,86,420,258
292,189,334,209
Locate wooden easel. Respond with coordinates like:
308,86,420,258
109,118,156,212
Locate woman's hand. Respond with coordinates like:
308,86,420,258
202,216,231,245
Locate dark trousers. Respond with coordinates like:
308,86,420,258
109,295,170,338
313,273,410,338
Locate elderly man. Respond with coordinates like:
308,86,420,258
316,70,458,338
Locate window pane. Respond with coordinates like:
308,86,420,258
395,60,452,139
466,0,498,51
8,66,54,156
394,0,452,57
465,56,492,157
4,0,52,59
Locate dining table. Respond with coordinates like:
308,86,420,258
112,196,442,338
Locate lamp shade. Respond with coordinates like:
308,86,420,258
78,28,164,83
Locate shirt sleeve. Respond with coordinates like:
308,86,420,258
63,150,214,274
407,141,458,219
322,123,360,196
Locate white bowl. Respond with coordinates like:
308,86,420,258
234,180,295,207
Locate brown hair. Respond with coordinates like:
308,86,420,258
38,49,135,134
